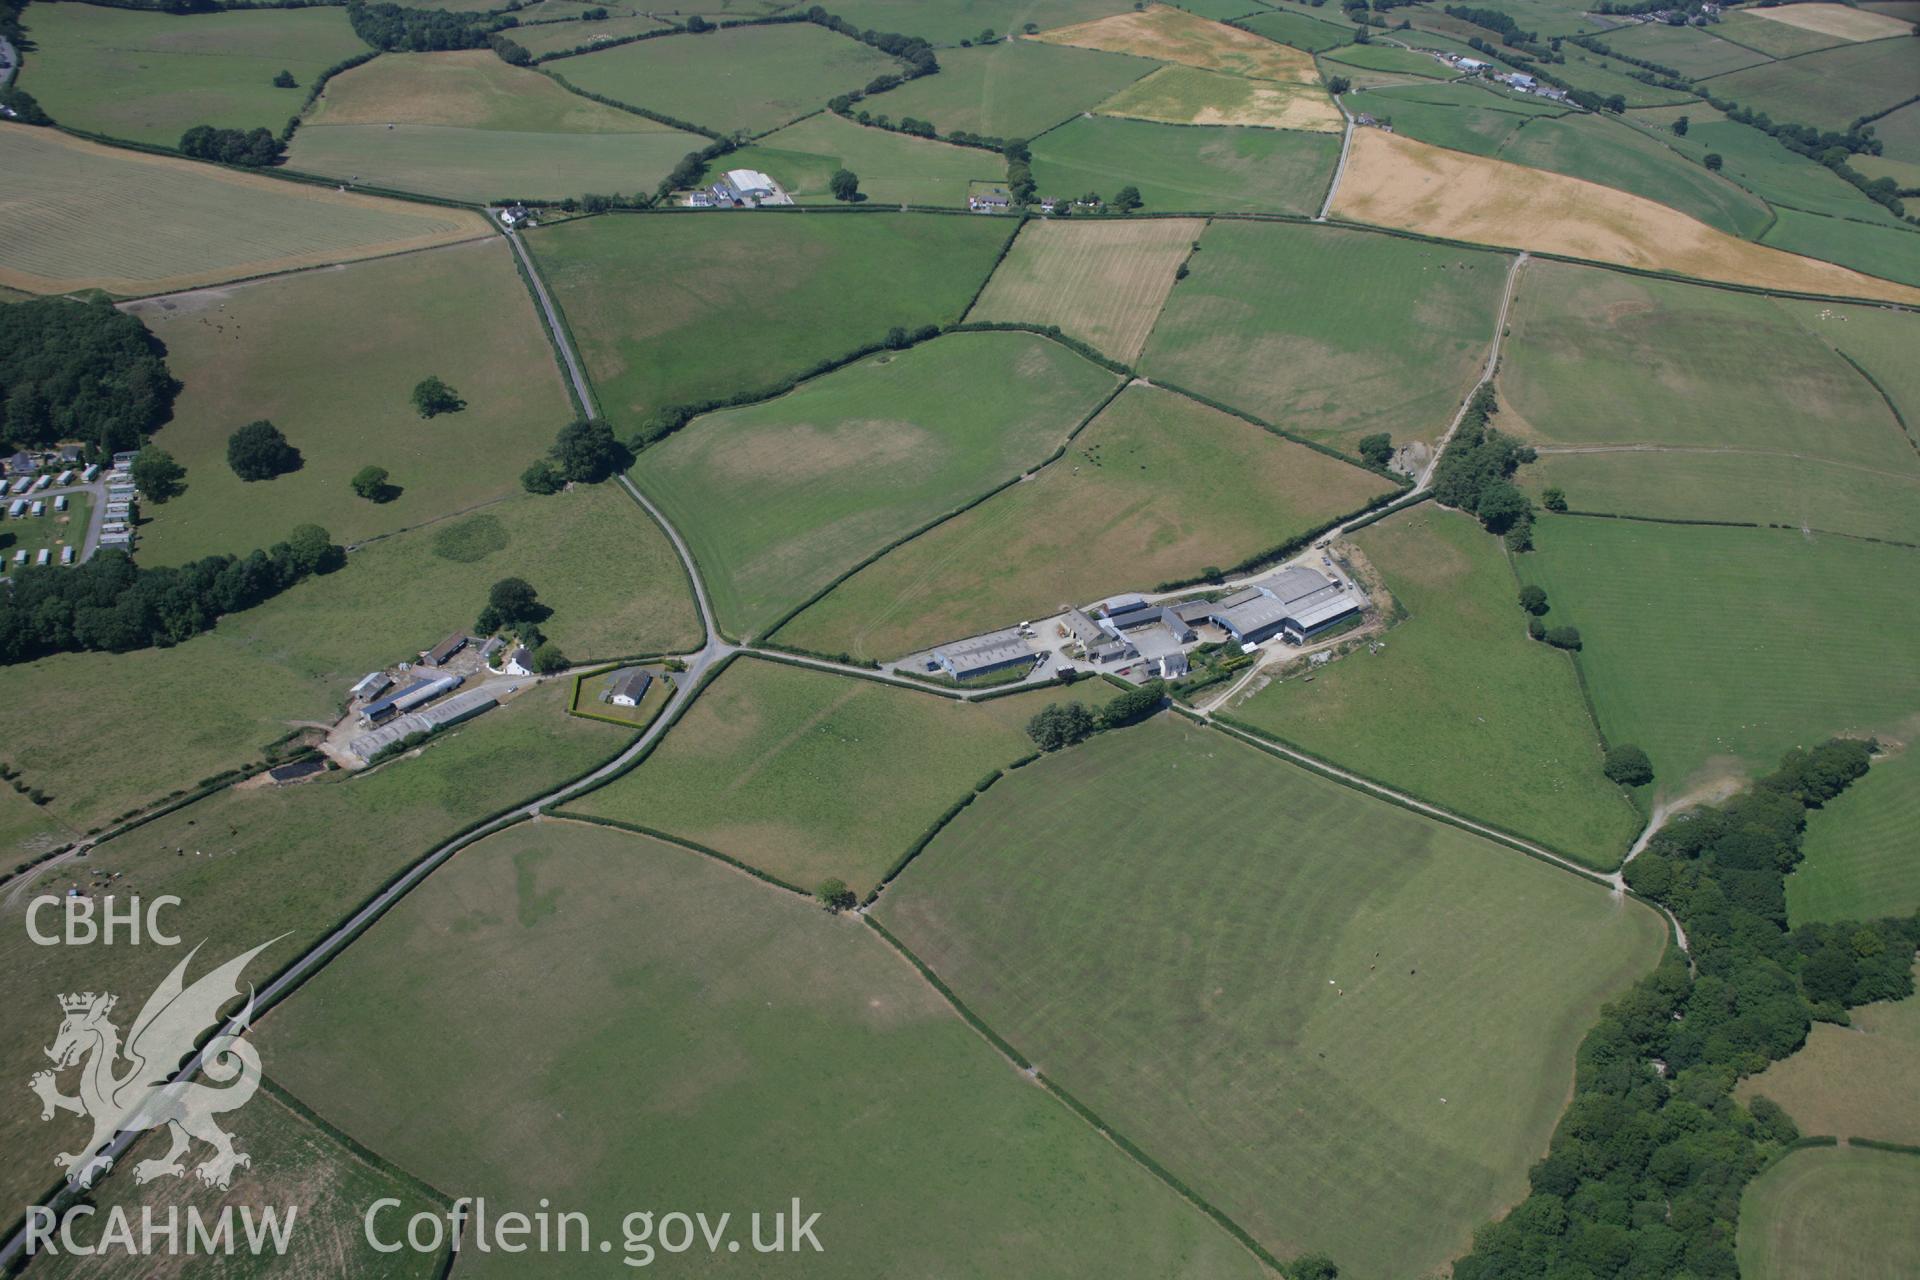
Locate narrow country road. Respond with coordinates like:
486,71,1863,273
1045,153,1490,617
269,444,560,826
1316,98,1356,223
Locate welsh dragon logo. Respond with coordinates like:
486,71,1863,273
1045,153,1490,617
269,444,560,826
29,939,278,1191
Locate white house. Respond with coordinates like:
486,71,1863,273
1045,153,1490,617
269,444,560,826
505,647,536,676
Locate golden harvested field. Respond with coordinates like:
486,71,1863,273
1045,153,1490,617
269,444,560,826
0,125,489,295
1097,64,1342,131
1747,2,1913,40
968,217,1204,361
1034,4,1320,83
304,50,675,133
1332,129,1920,303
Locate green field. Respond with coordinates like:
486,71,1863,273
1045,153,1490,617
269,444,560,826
877,715,1668,1279
0,124,488,297
1494,112,1774,239
256,819,1266,1279
632,330,1119,637
1234,6,1361,52
1549,49,1695,105
1786,748,1920,925
1323,42,1460,78
1630,110,1910,227
508,14,668,56
868,36,1153,138
0,784,75,872
1761,206,1920,289
32,1082,450,1280
1520,449,1920,545
570,656,1048,892
125,239,572,565
1231,508,1642,865
777,383,1396,660
0,484,695,832
801,0,1137,45
726,111,1004,207
1704,35,1920,133
1345,79,1566,156
18,3,369,146
1521,518,1920,793
525,211,1012,430
1596,19,1772,78
1874,98,1920,165
0,678,622,1215
548,22,899,135
1498,261,1920,475
1142,219,1512,451
1794,301,1920,442
1029,115,1340,214
1711,9,1851,59
1738,975,1920,1145
286,50,704,202
1736,1145,1920,1280
1444,0,1607,39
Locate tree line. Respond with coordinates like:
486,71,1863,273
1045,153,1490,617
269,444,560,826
0,527,344,663
0,299,176,456
1430,385,1538,549
1455,738,1918,1279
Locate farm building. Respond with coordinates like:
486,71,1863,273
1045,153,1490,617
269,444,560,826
345,688,499,762
505,647,536,676
610,670,653,706
1206,566,1363,646
349,671,392,701
267,759,328,784
931,628,1035,680
361,673,462,725
712,169,777,204
1062,607,1106,651
423,632,468,667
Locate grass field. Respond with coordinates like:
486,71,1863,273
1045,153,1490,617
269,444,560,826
777,383,1396,660
1030,114,1340,213
1632,109,1910,227
1703,36,1920,134
1095,62,1343,131
813,0,1137,46
1520,518,1920,794
1345,80,1567,156
725,111,1004,207
1035,3,1321,82
1746,2,1914,43
1761,207,1920,290
1330,129,1920,303
570,657,1049,892
255,819,1266,1279
1874,99,1920,165
1141,219,1512,452
0,484,695,832
967,216,1205,360
1519,449,1920,545
1497,261,1920,479
0,125,489,297
1711,9,1849,57
1786,748,1920,925
548,22,899,135
877,715,1668,1278
1792,301,1920,445
1234,6,1360,53
0,678,622,1215
1494,112,1774,239
287,50,704,202
1596,19,1772,78
0,784,76,872
1736,1145,1920,1280
18,3,368,146
509,14,668,56
868,36,1153,138
632,331,1118,637
1230,508,1641,866
1323,42,1459,78
1737,973,1920,1145
525,211,1012,430
32,1082,450,1280
1547,49,1694,106
123,238,571,564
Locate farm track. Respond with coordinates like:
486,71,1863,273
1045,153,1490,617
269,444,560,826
1316,96,1356,222
0,225,1674,1269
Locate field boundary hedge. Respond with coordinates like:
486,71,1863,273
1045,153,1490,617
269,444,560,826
259,1074,457,1209
1834,350,1918,455
861,761,1013,906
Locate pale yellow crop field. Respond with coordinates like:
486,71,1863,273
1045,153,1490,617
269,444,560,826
1034,4,1320,83
1747,2,1913,41
1098,64,1342,131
